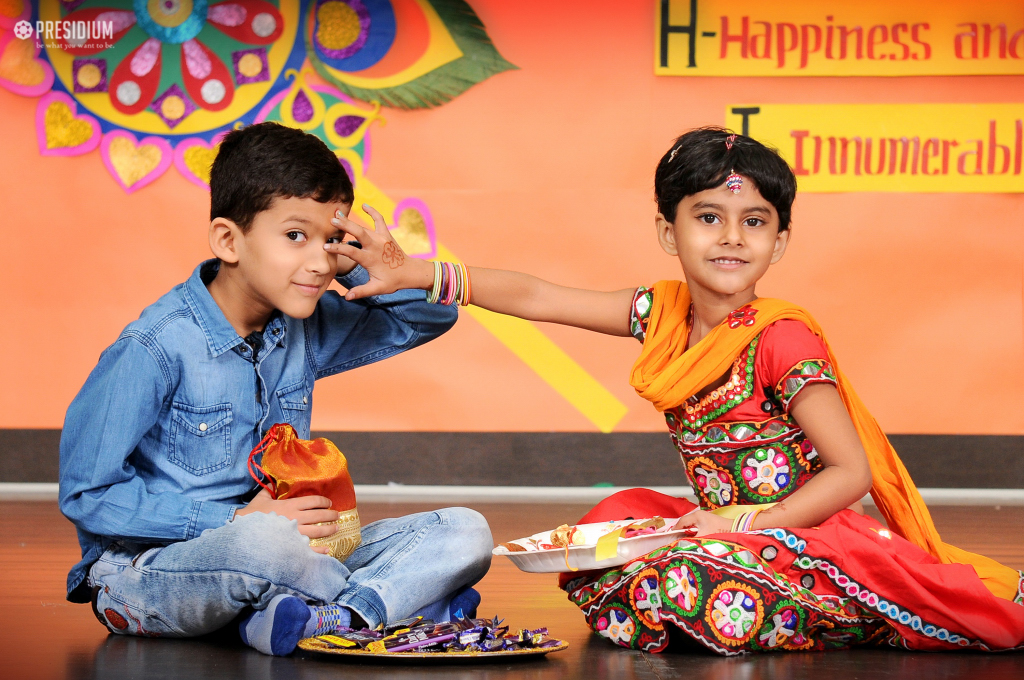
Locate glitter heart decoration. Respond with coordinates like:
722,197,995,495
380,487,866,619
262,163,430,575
173,134,227,189
390,198,437,259
101,130,173,193
35,91,100,156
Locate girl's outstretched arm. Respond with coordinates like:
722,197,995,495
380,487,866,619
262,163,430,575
457,267,635,336
325,205,635,337
677,383,874,536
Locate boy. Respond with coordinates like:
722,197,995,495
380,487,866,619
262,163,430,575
59,122,492,657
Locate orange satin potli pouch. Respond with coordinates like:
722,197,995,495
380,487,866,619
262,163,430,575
247,423,361,561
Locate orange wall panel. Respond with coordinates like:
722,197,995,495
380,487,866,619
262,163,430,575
1,0,1021,434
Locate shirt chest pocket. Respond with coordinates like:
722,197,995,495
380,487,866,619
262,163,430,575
168,403,233,475
276,381,310,434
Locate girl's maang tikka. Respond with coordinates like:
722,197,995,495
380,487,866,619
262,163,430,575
724,135,742,192
725,170,743,194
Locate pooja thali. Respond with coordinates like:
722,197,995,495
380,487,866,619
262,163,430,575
493,517,694,573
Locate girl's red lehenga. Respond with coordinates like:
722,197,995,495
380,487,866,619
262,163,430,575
560,283,1024,655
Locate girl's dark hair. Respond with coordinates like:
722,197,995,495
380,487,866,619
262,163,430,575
655,127,796,231
210,122,354,231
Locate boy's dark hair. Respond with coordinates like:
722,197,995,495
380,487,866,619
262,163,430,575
655,127,796,231
210,122,354,231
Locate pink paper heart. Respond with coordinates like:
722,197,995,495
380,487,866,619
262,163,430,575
35,91,100,156
100,130,173,194
173,132,228,190
0,30,55,96
391,198,437,260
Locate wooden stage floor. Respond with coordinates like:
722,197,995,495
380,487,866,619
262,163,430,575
4,501,1024,680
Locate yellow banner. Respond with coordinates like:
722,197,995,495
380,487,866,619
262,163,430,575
657,0,1024,76
725,104,1024,192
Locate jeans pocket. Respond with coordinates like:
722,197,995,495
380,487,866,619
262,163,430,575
168,402,233,475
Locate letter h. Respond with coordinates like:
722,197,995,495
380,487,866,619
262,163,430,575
660,0,698,68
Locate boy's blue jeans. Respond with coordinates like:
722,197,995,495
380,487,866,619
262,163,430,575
87,508,493,638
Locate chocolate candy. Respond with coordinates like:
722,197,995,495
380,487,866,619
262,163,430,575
315,615,562,654
384,617,428,634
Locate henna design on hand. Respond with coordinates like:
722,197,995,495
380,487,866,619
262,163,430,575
381,241,405,269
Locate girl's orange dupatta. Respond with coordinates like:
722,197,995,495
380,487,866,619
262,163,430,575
248,423,361,561
629,280,1019,600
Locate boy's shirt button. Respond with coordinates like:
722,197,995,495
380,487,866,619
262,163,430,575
199,423,208,431
272,329,280,335
302,396,308,404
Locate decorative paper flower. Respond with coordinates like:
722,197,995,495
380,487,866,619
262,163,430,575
57,0,284,127
3,0,510,211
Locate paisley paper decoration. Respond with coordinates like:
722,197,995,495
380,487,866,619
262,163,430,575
35,91,101,155
100,130,173,193
255,75,376,162
324,98,383,149
306,0,515,109
278,68,326,130
334,145,366,188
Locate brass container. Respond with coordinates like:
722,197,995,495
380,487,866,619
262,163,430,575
309,507,362,562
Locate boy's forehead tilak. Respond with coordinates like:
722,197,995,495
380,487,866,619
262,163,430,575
280,213,343,235
690,200,772,216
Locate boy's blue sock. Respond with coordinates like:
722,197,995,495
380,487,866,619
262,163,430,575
449,586,481,620
239,595,354,656
239,594,310,656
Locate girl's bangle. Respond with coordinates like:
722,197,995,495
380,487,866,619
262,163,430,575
427,261,443,304
427,261,473,307
742,508,764,532
730,508,765,533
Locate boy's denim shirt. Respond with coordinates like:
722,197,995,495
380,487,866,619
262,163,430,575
59,259,457,602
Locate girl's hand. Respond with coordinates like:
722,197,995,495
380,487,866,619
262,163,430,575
672,509,733,536
325,204,433,300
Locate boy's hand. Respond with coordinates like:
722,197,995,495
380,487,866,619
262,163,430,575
325,204,433,300
234,489,339,554
672,509,734,537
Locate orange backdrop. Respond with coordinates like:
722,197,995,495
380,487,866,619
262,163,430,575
1,0,1022,434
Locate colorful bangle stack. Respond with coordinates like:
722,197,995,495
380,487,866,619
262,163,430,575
427,261,472,306
730,508,764,533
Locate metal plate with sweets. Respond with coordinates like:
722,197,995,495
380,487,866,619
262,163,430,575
296,616,568,662
494,517,694,573
297,637,568,662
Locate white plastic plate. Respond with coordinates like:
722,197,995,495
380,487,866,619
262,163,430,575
492,519,695,573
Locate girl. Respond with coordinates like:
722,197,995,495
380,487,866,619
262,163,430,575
327,128,1024,654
